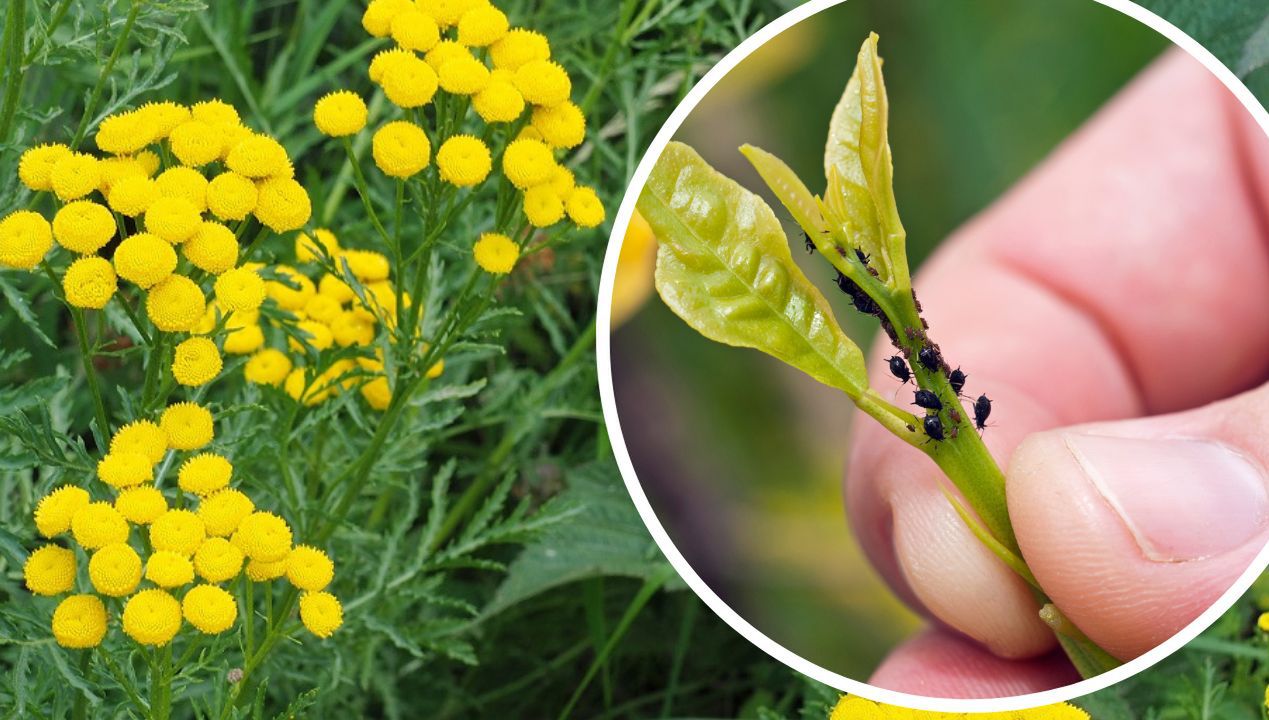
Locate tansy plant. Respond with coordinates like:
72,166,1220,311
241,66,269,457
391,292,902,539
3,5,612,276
636,34,1116,677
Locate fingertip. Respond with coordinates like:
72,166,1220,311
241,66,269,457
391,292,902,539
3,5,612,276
869,628,1079,698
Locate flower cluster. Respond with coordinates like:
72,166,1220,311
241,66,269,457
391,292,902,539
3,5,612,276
234,228,443,410
830,697,1090,720
25,400,343,648
309,0,605,276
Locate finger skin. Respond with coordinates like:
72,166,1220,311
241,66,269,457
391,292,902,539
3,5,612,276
846,48,1269,663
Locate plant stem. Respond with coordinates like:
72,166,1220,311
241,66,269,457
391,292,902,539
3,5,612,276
72,0,141,150
71,649,91,720
342,137,392,244
71,307,111,438
0,0,26,146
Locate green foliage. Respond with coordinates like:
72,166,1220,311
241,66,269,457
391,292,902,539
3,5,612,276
1137,0,1269,100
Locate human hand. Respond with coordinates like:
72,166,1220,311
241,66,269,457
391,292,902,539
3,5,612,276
846,49,1269,698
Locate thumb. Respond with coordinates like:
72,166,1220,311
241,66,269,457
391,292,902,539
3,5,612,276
1007,381,1269,661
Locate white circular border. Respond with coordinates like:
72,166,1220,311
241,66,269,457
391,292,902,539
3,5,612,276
596,0,1269,712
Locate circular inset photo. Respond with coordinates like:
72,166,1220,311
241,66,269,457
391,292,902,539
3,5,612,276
599,0,1269,709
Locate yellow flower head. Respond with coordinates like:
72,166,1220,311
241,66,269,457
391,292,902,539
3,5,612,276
457,5,508,47
427,0,481,28
183,221,239,275
340,248,391,282
245,557,287,582
145,550,195,588
178,453,233,497
144,197,201,244
108,175,159,217
50,153,102,201
96,451,152,488
95,110,156,155
62,256,117,310
473,79,525,124
267,265,316,311
136,101,192,138
254,177,311,232
502,138,556,190
215,266,268,313
391,8,441,52
523,185,564,228
473,233,519,274
372,121,431,178
111,419,167,464
231,511,293,562
1258,612,1269,633
24,544,76,596
289,319,335,352
193,537,244,583
361,0,413,37
222,317,265,355
369,47,415,83
436,135,491,187
53,201,115,254
169,119,223,167
329,310,375,348
314,91,368,137
71,501,130,550
151,509,207,556
206,171,258,221
490,28,550,71
437,54,491,95
171,337,223,387
0,210,53,270
114,232,177,288
123,588,182,646
52,595,108,648
226,134,289,178
147,274,207,332
155,167,210,213
115,486,168,525
361,375,392,410
295,229,340,265
199,488,255,537
182,584,238,634
547,164,575,198
566,186,605,228
382,55,440,109
304,294,342,325
286,545,335,591
35,485,91,538
191,99,240,128
318,272,356,304
532,101,586,149
18,143,72,191
299,591,343,638
160,401,214,451
97,156,148,196
514,60,572,107
88,542,142,597
244,348,292,386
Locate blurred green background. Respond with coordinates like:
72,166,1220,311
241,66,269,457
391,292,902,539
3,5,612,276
612,0,1169,680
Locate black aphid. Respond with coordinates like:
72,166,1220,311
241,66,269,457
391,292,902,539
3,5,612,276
887,355,910,384
913,389,942,411
922,415,944,442
851,291,879,315
803,231,815,254
917,346,940,372
948,367,966,396
854,248,871,265
973,394,992,431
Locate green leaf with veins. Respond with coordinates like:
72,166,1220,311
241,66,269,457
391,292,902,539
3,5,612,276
638,141,869,399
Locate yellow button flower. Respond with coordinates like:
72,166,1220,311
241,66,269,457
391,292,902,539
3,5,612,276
215,266,267,312
52,595,108,648
145,551,195,588
150,509,207,556
473,232,519,274
147,274,206,332
473,79,525,124
50,152,102,201
457,5,508,47
178,452,232,496
136,101,191,138
299,591,343,638
437,54,490,95
206,171,258,221
523,185,564,227
53,201,115,254
296,228,340,263
110,419,167,464
361,375,392,410
254,177,311,232
245,557,287,582
88,542,142,597
96,451,152,488
190,98,240,127
286,545,335,591
222,317,265,355
193,537,244,583
171,337,223,387
289,319,335,352
427,0,480,28
160,401,214,451
18,143,72,191
368,47,415,84
244,348,292,387
199,488,255,537
123,588,182,646
329,310,375,348
183,584,238,634
267,265,316,311
382,55,439,108
24,544,76,596
371,121,431,178
95,110,157,156
547,164,576,198
436,135,491,187
71,501,129,550
361,0,413,37
566,186,605,228
114,232,177,288
532,101,586,149
108,175,159,217
390,8,441,52
318,272,355,304
183,221,239,275
155,167,210,213
0,210,53,270
115,486,167,525
231,511,293,562
169,120,223,167
226,134,289,178
144,196,201,244
502,138,556,189
513,59,572,106
340,249,391,281
97,156,148,196
313,90,368,137
62,256,117,309
490,28,551,71
34,485,90,537
303,294,342,325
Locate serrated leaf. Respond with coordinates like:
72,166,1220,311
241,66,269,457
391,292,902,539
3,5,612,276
638,141,867,397
0,275,56,348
